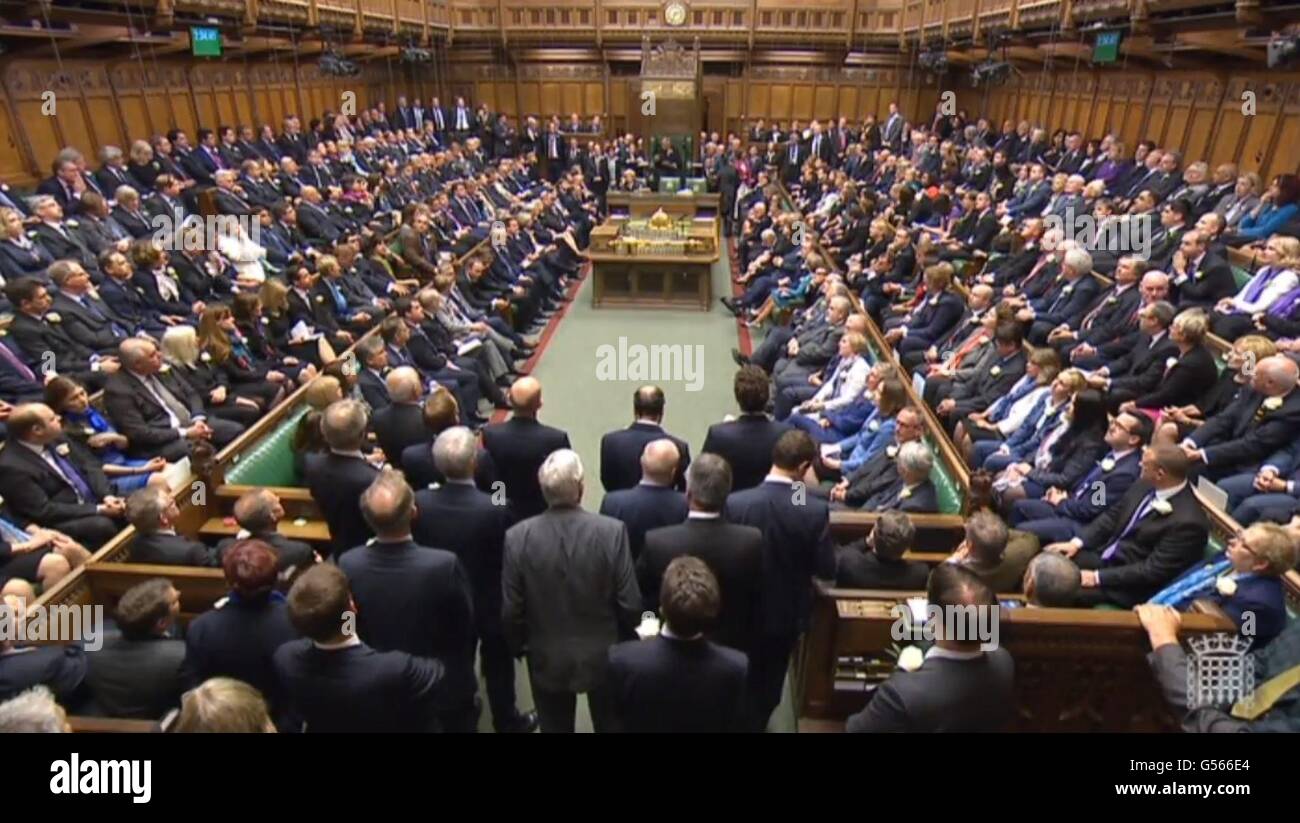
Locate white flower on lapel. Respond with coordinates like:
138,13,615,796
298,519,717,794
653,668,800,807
1215,576,1238,597
315,295,325,303
1151,499,1173,515
990,365,1002,376
1165,357,1177,370
868,419,880,432
200,352,212,362
55,443,71,456
45,312,61,323
65,219,79,228
897,645,924,672
1101,458,1116,472
1062,285,1073,294
1106,296,1118,304
1264,396,1283,411
899,487,912,499
159,364,171,373
886,445,899,458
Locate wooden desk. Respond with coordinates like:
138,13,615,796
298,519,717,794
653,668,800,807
587,216,720,310
605,191,720,219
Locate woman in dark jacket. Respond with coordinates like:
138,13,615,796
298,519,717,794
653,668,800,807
998,388,1109,511
1117,309,1219,414
44,376,165,495
160,324,262,426
198,303,288,411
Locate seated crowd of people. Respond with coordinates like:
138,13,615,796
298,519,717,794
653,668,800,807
1,98,1298,734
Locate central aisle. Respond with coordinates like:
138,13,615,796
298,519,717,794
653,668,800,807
525,258,743,508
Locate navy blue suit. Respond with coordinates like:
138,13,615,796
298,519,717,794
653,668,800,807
702,414,792,492
303,452,381,558
272,640,445,733
481,416,571,520
725,478,835,729
607,635,748,733
897,291,965,353
597,483,688,560
1013,449,1142,543
598,422,691,492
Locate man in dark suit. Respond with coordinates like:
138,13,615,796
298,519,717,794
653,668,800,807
372,367,430,467
1185,355,1300,481
702,366,793,492
36,155,86,216
859,441,941,513
638,453,763,658
846,565,1016,732
934,323,1027,430
184,540,300,729
213,490,315,574
724,430,835,731
1013,412,1150,544
834,511,929,590
4,276,113,390
1171,230,1237,311
0,640,87,706
0,404,123,548
85,578,186,719
1045,445,1208,608
607,556,748,733
126,486,216,565
48,261,130,355
274,563,446,733
598,439,688,560
338,471,478,732
481,377,571,521
104,338,239,460
412,426,536,733
304,399,381,558
599,385,692,492
502,449,641,733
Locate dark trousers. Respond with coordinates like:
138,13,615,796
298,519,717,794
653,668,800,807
55,514,122,550
479,630,524,731
531,681,616,733
747,634,796,732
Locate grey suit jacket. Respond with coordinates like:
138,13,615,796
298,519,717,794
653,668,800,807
1148,643,1300,733
84,633,187,720
794,321,845,366
502,506,642,693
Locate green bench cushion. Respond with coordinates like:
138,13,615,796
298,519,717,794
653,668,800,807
1232,266,1252,290
925,436,963,515
225,407,309,487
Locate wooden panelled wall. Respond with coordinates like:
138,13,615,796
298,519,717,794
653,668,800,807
961,70,1300,182
0,58,439,186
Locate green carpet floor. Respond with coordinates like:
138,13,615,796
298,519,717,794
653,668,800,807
474,251,798,733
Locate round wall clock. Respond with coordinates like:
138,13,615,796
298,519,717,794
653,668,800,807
664,1,688,26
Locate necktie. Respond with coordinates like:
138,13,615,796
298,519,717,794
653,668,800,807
148,374,193,427
80,296,126,338
1074,454,1113,498
1081,288,1117,330
327,280,347,314
48,447,96,503
1231,663,1300,720
0,340,36,382
1100,490,1156,561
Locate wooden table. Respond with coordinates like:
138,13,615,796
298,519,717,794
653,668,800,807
587,214,720,310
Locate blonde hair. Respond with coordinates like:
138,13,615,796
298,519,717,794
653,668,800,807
160,325,200,368
1056,368,1087,394
1172,309,1209,345
172,678,273,733
1240,523,1299,576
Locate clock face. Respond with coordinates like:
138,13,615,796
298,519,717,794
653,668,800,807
664,1,687,26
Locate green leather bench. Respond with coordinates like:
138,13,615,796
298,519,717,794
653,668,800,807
1232,266,1252,290
224,407,309,488
927,436,963,515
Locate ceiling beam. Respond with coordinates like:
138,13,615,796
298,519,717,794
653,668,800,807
1174,30,1263,61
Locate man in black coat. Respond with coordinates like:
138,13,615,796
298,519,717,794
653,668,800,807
1185,355,1300,481
607,556,748,733
104,338,240,460
273,564,446,733
304,399,382,558
214,490,315,573
4,277,113,391
638,453,763,657
48,262,131,355
598,385,691,492
372,367,431,467
834,511,930,590
702,366,792,492
481,377,571,521
185,540,301,730
724,430,835,731
338,471,478,732
0,641,87,706
0,404,123,548
126,486,217,566
411,426,536,733
598,439,688,560
84,578,186,719
1044,445,1208,608
846,565,1015,732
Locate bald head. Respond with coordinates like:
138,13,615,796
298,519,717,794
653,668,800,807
640,439,680,486
385,366,423,403
1256,355,1300,395
360,471,416,538
509,377,542,416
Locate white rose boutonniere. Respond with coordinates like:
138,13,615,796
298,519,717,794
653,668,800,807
868,419,880,432
167,266,179,279
1100,458,1116,472
899,487,912,499
990,365,1002,376
896,645,924,672
1264,396,1283,411
886,445,899,458
1062,284,1073,294
46,312,61,323
159,364,171,374
315,295,325,303
55,443,71,456
200,352,212,363
1165,357,1177,370
1106,296,1118,304
65,219,79,228
1151,499,1173,515
1215,576,1238,597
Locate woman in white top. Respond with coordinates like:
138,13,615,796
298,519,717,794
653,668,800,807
790,332,872,423
215,216,268,287
1210,234,1300,341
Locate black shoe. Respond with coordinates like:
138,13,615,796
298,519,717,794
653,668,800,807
720,296,737,312
497,710,538,734
732,348,750,366
468,414,491,426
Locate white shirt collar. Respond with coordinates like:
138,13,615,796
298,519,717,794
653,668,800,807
1154,481,1186,503
688,511,721,520
313,634,362,651
925,646,985,662
763,473,794,486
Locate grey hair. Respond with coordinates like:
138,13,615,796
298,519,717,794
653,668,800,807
0,686,66,733
896,440,933,477
539,448,584,507
114,185,139,204
1026,553,1081,607
125,486,170,534
686,453,732,512
433,426,478,481
1062,247,1093,274
99,145,123,164
385,366,422,403
321,399,369,451
871,510,915,560
964,510,1009,564
118,336,158,370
